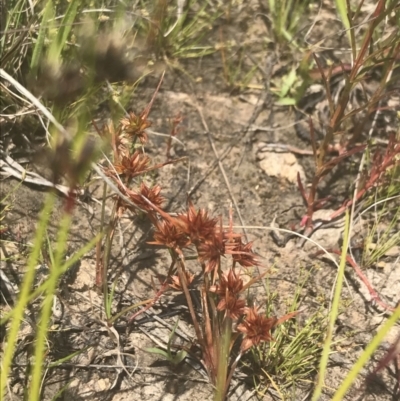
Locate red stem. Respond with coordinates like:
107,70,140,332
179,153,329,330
314,249,395,312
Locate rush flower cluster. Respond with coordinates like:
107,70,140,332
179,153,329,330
149,202,260,277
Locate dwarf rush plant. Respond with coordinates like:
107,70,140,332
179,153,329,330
92,80,298,399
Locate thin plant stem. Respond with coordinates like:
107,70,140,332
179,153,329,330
175,253,208,358
101,199,119,319
95,181,107,288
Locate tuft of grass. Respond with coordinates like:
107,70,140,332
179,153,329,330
261,0,313,48
360,199,400,269
141,0,219,59
218,34,259,91
246,267,327,396
0,183,19,236
357,134,400,270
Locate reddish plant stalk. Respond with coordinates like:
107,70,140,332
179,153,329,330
313,249,395,312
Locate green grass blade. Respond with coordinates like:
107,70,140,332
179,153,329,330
336,0,352,46
332,305,400,400
145,348,169,358
335,0,350,30
48,347,90,368
0,233,101,326
30,212,72,401
0,192,56,400
48,0,80,62
312,210,350,401
30,0,54,73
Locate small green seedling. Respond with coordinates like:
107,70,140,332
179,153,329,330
146,318,188,365
272,67,300,106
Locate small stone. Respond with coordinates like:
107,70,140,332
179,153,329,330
97,378,109,391
257,148,306,184
69,378,80,388
12,383,23,395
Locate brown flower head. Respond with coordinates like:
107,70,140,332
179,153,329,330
113,150,150,178
176,202,218,244
217,295,245,320
169,270,195,291
209,269,244,297
237,306,278,352
229,240,260,268
149,218,189,250
197,233,225,274
101,120,128,159
120,111,151,144
223,208,243,249
127,182,164,212
209,269,245,319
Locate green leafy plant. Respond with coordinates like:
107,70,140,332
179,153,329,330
271,67,301,106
